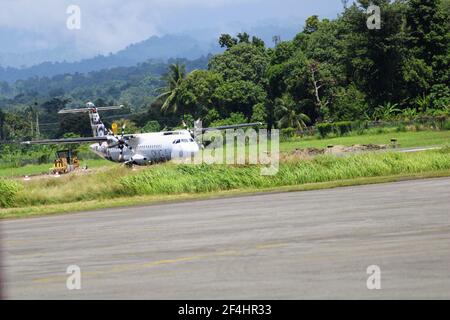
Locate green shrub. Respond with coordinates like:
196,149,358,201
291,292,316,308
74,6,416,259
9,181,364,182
317,121,364,137
434,116,449,130
350,120,368,135
0,179,22,208
444,120,450,130
396,124,407,132
335,121,352,135
329,84,368,121
317,123,334,138
281,128,296,140
414,123,423,131
210,112,247,127
141,120,161,133
351,120,368,130
376,127,389,134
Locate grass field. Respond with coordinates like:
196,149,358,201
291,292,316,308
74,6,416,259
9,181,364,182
280,130,450,152
1,147,449,218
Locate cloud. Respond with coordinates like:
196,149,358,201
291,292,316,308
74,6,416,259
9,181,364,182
0,0,342,55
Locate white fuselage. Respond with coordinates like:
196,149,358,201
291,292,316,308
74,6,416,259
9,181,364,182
89,130,199,165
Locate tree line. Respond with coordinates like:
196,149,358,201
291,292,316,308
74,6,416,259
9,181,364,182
153,0,449,131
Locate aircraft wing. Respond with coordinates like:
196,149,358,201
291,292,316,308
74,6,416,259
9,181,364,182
96,106,124,111
21,137,108,145
199,122,263,133
58,108,91,114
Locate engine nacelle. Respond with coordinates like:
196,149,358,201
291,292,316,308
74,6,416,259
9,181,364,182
130,154,148,165
106,136,119,147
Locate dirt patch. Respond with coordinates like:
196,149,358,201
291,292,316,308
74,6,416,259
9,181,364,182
292,147,325,157
286,144,388,160
329,144,388,153
14,167,97,182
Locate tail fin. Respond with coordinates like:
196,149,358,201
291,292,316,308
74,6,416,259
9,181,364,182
58,102,123,137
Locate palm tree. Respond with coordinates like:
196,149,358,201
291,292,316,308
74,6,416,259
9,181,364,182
373,102,401,121
401,108,418,121
275,95,310,130
156,63,187,114
415,94,431,113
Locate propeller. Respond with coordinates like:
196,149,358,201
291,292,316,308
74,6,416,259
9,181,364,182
108,124,133,162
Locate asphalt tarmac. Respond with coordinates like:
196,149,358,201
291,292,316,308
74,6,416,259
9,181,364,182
2,177,449,299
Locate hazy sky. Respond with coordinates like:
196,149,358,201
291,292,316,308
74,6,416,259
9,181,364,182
0,0,344,55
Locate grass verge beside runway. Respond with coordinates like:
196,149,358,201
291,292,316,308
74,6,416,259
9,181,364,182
1,170,449,219
1,148,449,219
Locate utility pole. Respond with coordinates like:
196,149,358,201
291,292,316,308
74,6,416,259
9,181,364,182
35,113,40,138
272,35,281,46
30,113,34,138
34,102,40,138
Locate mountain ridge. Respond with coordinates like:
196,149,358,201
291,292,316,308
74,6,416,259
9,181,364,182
0,24,300,83
0,34,220,83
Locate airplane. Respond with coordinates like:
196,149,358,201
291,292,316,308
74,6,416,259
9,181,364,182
21,102,262,166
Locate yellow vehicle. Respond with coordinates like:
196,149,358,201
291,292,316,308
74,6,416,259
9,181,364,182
50,150,80,174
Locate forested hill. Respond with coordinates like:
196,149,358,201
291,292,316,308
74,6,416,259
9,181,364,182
0,56,209,112
0,34,217,83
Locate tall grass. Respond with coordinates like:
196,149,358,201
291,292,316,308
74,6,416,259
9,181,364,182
120,149,450,196
4,148,449,209
12,166,130,207
0,179,22,207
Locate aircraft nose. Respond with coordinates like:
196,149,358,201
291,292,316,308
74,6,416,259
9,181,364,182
180,143,199,155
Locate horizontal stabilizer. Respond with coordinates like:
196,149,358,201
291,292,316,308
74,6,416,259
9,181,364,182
58,105,124,114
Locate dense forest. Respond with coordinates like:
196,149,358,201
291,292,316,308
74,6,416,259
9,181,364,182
0,0,449,145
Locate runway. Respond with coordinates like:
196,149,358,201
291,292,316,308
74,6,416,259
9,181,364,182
2,177,450,299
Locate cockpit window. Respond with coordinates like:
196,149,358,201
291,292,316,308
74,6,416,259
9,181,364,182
173,138,193,144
